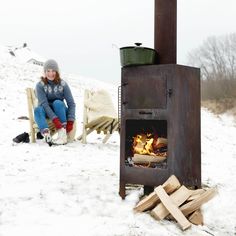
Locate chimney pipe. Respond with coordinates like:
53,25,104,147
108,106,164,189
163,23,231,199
154,0,177,64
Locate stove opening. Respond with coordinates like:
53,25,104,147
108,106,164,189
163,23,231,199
125,120,167,168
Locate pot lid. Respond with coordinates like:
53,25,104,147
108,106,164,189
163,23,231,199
120,43,155,51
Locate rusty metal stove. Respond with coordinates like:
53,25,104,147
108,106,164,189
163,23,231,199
119,0,201,199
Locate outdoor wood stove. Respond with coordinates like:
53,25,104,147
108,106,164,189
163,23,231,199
119,64,201,198
119,0,201,199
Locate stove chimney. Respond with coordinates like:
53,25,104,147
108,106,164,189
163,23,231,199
154,0,177,64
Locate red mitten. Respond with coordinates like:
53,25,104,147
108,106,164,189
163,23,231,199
66,120,74,133
52,117,62,129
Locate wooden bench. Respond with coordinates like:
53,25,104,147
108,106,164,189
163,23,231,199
77,89,119,144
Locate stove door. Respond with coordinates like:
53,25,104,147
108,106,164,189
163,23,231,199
122,66,167,109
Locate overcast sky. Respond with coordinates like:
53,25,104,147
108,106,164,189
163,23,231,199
0,0,235,84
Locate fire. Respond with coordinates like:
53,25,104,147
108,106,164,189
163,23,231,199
133,133,167,157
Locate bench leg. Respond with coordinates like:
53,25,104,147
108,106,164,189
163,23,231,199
82,127,87,144
102,133,112,143
31,128,36,143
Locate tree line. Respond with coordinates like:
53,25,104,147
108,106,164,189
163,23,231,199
188,33,236,101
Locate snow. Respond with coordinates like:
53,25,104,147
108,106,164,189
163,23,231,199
0,44,236,235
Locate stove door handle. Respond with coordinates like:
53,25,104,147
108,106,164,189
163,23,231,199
167,88,173,97
139,111,153,115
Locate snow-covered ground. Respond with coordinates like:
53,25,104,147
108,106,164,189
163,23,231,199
0,45,236,236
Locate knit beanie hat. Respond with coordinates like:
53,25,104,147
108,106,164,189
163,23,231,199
43,59,59,73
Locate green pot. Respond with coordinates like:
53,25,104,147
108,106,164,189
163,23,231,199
120,43,157,67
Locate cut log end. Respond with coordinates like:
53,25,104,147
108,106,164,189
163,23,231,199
188,209,204,225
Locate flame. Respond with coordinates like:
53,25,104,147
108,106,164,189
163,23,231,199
133,133,167,157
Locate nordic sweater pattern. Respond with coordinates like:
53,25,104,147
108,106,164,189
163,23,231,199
35,79,76,121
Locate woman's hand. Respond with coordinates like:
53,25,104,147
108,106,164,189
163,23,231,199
66,121,74,133
52,117,63,129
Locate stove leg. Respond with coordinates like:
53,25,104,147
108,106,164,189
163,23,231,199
119,182,126,199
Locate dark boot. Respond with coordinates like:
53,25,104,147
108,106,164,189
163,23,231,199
36,132,44,139
13,132,30,143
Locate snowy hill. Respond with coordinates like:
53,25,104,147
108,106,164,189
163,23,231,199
0,44,117,132
0,45,236,235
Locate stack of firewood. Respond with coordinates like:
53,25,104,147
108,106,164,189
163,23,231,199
134,175,217,231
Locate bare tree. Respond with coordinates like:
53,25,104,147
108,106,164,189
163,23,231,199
188,33,236,100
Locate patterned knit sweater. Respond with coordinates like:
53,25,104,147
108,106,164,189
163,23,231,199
35,79,76,121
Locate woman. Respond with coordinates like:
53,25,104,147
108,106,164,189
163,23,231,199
34,59,76,145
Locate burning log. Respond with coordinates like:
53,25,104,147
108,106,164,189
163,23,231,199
132,153,167,164
132,134,168,167
133,134,167,157
153,137,167,149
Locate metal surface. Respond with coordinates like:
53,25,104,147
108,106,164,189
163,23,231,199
154,0,177,64
119,64,201,199
122,66,167,109
118,86,121,129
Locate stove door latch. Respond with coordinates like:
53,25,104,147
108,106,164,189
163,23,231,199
167,88,173,97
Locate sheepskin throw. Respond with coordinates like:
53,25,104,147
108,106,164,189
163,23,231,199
85,90,117,122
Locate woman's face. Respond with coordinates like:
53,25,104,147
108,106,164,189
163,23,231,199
45,69,56,81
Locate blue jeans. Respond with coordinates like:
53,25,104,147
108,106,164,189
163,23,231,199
34,100,68,132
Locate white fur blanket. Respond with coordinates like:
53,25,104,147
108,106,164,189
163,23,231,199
84,90,117,123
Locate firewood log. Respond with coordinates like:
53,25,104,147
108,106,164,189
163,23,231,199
154,185,191,231
186,189,206,201
188,209,204,225
153,137,167,149
168,188,217,219
132,154,166,164
180,188,217,216
134,175,180,212
151,185,191,220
